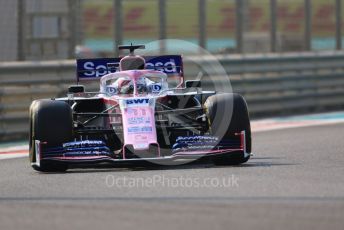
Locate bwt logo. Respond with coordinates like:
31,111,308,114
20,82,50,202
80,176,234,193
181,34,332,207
82,59,178,78
126,99,149,105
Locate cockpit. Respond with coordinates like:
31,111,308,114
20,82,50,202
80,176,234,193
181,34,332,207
100,70,168,97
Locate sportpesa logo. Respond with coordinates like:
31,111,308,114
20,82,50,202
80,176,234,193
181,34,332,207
78,57,180,78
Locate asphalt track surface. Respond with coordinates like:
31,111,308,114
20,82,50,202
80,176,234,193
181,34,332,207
1,123,344,230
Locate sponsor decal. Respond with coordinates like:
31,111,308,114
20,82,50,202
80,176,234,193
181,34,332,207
77,55,182,79
106,86,117,94
150,84,162,93
63,140,105,148
126,98,149,105
145,59,177,73
135,135,148,141
128,117,150,125
128,126,152,133
82,61,115,78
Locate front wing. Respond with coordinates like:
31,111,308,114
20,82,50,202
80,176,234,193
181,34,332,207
32,131,248,167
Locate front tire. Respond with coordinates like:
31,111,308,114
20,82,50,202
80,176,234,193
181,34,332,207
29,100,73,172
204,93,251,165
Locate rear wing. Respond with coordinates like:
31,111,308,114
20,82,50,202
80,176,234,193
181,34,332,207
76,55,183,82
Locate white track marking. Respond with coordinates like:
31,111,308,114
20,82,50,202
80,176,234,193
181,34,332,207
0,145,28,160
252,111,344,132
0,153,28,160
252,119,344,132
0,145,28,153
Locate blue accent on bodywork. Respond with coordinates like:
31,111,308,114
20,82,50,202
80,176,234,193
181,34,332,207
41,140,112,158
172,135,241,152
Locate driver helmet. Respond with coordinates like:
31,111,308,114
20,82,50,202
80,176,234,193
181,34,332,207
111,76,157,95
136,77,149,94
116,78,133,94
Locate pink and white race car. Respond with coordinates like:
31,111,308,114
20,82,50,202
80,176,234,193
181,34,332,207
29,45,251,172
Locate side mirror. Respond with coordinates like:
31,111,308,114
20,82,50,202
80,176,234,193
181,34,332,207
185,80,201,88
68,85,85,94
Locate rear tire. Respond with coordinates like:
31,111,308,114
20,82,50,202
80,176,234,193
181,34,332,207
29,100,73,172
204,93,251,165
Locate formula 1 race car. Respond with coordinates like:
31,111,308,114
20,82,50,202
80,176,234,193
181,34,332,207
29,44,251,172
